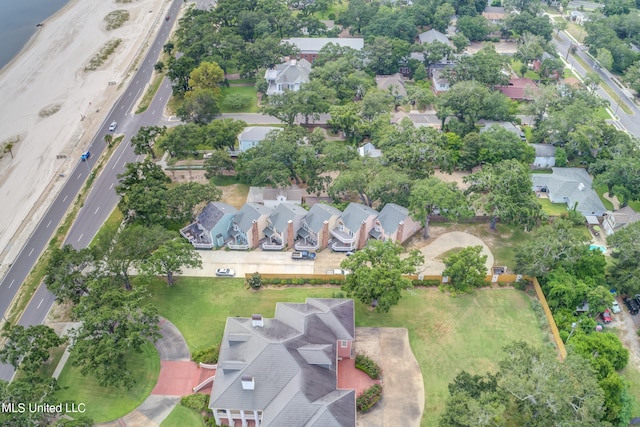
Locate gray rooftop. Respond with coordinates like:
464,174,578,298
531,167,607,215
197,202,237,230
305,203,342,233
340,203,378,232
376,203,409,235
269,203,308,233
239,126,281,142
530,143,556,157
210,298,356,427
418,29,450,45
234,203,272,232
265,58,312,86
284,37,364,53
375,73,407,97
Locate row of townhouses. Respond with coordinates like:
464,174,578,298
180,200,421,252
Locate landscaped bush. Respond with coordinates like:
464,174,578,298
181,393,210,412
247,272,262,289
192,344,219,364
224,95,252,110
356,384,383,412
355,354,381,380
412,279,441,287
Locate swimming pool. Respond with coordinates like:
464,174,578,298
589,244,607,253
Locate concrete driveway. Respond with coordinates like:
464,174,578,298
415,232,494,275
355,328,424,427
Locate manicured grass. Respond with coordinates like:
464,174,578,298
628,200,640,211
220,86,259,113
209,175,242,186
90,208,123,249
599,82,634,115
227,78,256,85
595,106,613,120
145,278,545,426
160,405,204,427
54,342,160,423
136,73,164,114
537,198,569,216
566,21,587,43
594,183,616,210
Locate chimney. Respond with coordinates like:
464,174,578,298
321,220,329,249
252,314,264,328
397,220,405,243
291,59,297,66
251,220,259,249
241,375,255,390
287,220,294,248
358,220,367,250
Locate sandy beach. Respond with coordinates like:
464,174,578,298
0,0,170,268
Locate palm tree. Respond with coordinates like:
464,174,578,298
103,134,113,147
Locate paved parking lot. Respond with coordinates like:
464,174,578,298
181,248,350,277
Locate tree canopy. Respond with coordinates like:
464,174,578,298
340,240,424,313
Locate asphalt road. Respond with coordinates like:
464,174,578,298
0,0,185,381
552,30,640,136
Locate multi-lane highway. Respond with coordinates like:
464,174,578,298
0,0,184,381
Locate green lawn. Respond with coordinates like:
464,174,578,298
594,183,616,210
628,200,640,211
160,405,204,427
220,86,259,113
145,278,545,426
54,343,160,423
537,198,569,216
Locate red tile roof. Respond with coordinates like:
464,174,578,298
495,78,538,100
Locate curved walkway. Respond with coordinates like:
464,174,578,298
99,318,201,427
415,231,494,275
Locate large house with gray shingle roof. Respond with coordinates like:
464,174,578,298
295,203,342,251
263,203,308,250
283,37,364,63
209,298,356,427
531,168,607,216
265,58,312,95
227,203,272,250
418,29,451,46
370,203,421,244
238,127,281,153
330,203,379,252
180,202,237,249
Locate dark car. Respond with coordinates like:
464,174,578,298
625,298,639,315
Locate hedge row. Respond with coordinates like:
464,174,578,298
258,278,345,286
411,279,441,287
356,384,383,412
355,354,381,379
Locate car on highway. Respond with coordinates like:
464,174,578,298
215,268,235,277
81,151,91,161
611,300,622,314
109,121,118,131
625,297,639,315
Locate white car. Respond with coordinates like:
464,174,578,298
215,268,235,277
109,121,118,131
611,300,622,314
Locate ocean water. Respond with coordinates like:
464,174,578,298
0,0,70,70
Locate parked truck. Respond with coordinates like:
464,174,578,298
292,251,316,260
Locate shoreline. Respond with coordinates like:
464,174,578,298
0,0,170,269
0,0,78,77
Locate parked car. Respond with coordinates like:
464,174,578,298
611,301,622,314
625,297,639,315
215,268,235,277
81,151,91,161
292,251,316,260
601,309,612,324
109,121,117,131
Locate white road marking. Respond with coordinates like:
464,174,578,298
95,207,100,215
109,183,114,190
46,220,52,228
8,280,14,289
78,234,83,242
28,248,34,257
77,173,82,180
151,110,156,115
37,298,44,309
63,195,68,202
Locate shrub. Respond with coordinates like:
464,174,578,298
181,393,210,412
355,354,381,379
356,384,383,412
248,272,262,289
192,344,220,364
224,95,253,110
280,279,287,285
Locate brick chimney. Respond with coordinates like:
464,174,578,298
251,220,259,249
397,221,405,243
287,220,294,248
321,220,329,249
357,220,367,249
